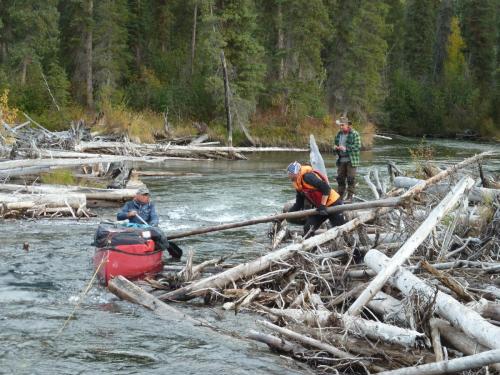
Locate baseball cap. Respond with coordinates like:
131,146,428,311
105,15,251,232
136,187,150,195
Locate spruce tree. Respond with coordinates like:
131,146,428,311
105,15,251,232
461,0,496,95
93,0,130,102
403,0,439,80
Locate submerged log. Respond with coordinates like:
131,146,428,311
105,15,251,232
365,249,500,350
348,177,474,316
108,275,213,330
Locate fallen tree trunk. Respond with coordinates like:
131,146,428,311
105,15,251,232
0,183,136,202
394,176,500,203
247,330,307,356
167,198,401,240
433,318,500,372
267,308,427,347
108,276,202,324
398,151,495,199
159,213,379,301
76,141,308,154
0,192,86,209
348,177,474,316
374,348,500,375
257,320,384,372
364,249,500,350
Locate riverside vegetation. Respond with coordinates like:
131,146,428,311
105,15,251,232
0,0,499,146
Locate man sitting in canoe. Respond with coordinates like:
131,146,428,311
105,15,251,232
286,161,346,238
117,187,182,259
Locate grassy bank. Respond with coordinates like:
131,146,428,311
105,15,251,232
90,105,376,151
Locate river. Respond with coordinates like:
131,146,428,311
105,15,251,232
1,138,498,374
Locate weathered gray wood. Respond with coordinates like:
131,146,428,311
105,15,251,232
398,151,495,199
0,184,136,202
375,349,500,375
394,176,500,203
348,177,474,316
159,214,377,301
76,141,308,153
365,249,500,350
266,308,427,347
108,275,208,326
257,320,384,372
433,318,500,372
0,192,86,209
247,330,306,355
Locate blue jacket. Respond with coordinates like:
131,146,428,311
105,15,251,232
117,200,159,226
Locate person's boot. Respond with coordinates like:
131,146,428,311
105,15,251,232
337,185,346,200
345,192,353,203
346,177,356,203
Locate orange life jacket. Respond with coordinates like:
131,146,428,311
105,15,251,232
293,166,340,207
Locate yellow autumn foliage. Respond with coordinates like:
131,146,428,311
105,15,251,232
0,89,19,124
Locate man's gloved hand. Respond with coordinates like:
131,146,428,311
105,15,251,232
127,210,137,218
317,204,329,216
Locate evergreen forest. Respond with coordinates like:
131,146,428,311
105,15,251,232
0,0,498,143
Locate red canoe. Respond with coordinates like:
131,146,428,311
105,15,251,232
93,224,164,285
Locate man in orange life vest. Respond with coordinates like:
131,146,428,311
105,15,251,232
287,161,346,238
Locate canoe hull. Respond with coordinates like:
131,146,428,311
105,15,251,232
93,240,163,285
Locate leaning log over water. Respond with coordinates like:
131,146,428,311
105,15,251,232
394,176,500,203
168,198,400,240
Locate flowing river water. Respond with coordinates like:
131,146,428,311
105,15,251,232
1,138,499,375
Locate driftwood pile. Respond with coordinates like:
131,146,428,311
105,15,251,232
109,151,500,374
0,115,307,219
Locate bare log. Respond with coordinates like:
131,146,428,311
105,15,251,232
168,198,401,240
398,151,495,199
76,141,308,154
0,184,136,202
0,193,86,209
257,320,384,372
394,176,500,203
364,249,500,350
429,318,444,361
108,275,210,326
374,349,500,375
348,177,474,316
433,318,500,372
247,330,306,355
267,308,426,347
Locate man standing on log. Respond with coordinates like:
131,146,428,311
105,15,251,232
333,117,361,202
117,187,182,259
287,161,346,238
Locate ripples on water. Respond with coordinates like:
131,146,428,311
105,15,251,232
0,139,498,374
